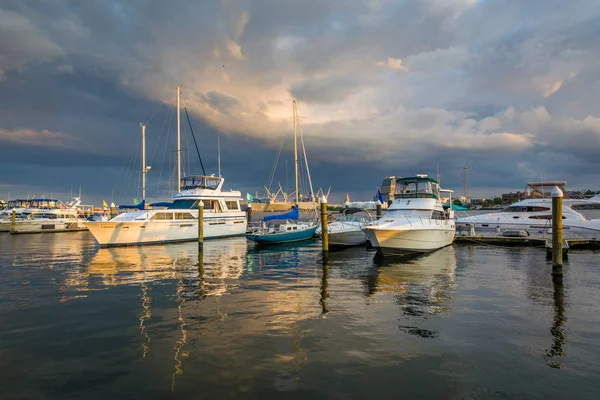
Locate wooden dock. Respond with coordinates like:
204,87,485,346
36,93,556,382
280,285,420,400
454,231,600,252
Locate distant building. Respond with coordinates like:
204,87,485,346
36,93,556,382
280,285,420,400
380,176,400,204
502,191,526,204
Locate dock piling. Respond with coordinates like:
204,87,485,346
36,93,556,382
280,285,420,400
110,202,117,219
320,196,329,252
198,200,204,245
11,208,16,234
247,202,252,224
376,200,382,219
551,186,563,276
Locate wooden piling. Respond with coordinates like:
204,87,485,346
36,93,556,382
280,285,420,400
198,200,204,245
376,200,382,219
247,202,252,224
551,186,563,276
11,209,16,234
110,202,117,219
320,196,329,252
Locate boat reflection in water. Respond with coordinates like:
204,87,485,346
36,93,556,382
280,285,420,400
370,246,457,338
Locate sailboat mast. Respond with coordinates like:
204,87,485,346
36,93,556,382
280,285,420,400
218,136,221,177
293,100,299,204
141,123,146,201
176,85,182,191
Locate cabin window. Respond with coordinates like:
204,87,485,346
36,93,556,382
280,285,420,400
504,206,550,212
168,200,196,210
226,201,240,210
174,212,195,220
529,215,565,220
150,213,173,220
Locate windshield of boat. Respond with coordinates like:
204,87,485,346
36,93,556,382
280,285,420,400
337,215,369,223
180,176,221,191
395,178,438,199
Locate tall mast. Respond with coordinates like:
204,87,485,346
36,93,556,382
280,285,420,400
176,85,182,191
217,136,221,177
293,100,299,204
141,123,146,201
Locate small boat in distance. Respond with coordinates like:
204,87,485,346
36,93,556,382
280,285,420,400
246,100,318,245
364,175,455,255
316,207,374,247
1,198,90,233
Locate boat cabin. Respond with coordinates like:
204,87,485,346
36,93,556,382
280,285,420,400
395,176,440,199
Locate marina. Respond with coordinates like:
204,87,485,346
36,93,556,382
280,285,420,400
2,2,600,397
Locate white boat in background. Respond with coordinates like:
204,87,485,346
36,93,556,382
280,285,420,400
2,197,90,234
316,207,374,247
456,197,600,236
364,175,455,255
86,175,246,246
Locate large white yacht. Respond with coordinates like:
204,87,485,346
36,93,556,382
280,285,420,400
86,175,247,246
364,175,455,255
456,196,600,235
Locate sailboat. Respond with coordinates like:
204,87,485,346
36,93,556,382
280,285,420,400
246,100,318,244
86,85,247,246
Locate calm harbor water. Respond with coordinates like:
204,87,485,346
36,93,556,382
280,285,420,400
1,232,599,399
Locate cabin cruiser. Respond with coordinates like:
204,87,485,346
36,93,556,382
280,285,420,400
456,197,600,236
316,207,374,247
86,175,247,246
1,198,90,234
364,175,455,255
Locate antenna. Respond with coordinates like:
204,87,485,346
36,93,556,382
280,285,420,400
217,136,221,177
463,166,468,199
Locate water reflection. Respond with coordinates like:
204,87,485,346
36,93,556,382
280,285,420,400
371,247,457,338
545,277,567,369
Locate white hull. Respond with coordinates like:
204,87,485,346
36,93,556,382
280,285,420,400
86,215,247,246
329,229,367,246
9,220,87,234
365,222,455,255
456,215,600,236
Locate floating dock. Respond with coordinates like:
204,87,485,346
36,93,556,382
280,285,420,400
454,230,600,252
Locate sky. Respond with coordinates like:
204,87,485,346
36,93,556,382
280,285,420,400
1,0,600,205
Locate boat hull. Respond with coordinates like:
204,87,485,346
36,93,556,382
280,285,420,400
365,225,455,255
86,217,247,246
9,220,87,234
247,226,317,244
328,229,367,247
456,218,600,236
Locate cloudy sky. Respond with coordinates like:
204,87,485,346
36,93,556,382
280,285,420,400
1,0,600,205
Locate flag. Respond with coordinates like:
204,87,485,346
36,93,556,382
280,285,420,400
376,188,384,204
133,198,140,206
246,193,253,202
102,200,108,208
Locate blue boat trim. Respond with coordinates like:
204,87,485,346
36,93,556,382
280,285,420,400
247,226,317,244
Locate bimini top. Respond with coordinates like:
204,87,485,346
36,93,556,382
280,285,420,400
395,176,440,199
180,175,223,191
263,205,299,222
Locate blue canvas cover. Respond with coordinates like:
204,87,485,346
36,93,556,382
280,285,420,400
119,200,145,210
263,205,299,222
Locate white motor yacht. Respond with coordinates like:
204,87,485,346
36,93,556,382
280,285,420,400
316,207,374,247
3,197,90,234
364,175,455,255
86,175,247,246
456,197,600,236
